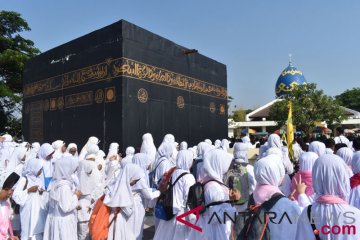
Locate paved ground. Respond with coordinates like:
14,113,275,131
143,216,155,240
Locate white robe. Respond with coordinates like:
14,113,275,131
43,182,78,240
153,170,196,240
12,177,47,240
154,158,175,183
349,186,360,209
296,203,360,240
188,181,235,240
107,186,160,240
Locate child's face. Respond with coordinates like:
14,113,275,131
0,189,13,200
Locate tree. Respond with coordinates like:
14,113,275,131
0,11,40,135
269,83,345,135
335,87,360,112
232,108,253,122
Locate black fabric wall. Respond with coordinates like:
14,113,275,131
22,20,227,151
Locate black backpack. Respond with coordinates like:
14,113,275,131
190,159,203,180
236,193,285,240
187,179,230,214
154,172,188,221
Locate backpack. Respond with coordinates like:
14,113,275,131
236,193,285,240
89,195,121,240
155,172,188,221
223,162,250,205
158,167,176,193
307,205,320,240
149,158,166,189
186,179,230,214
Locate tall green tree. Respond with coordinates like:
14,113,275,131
0,11,40,135
269,83,345,135
335,87,360,112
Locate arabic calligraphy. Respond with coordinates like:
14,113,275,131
23,58,227,99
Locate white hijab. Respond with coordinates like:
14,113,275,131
50,155,78,202
140,133,157,164
179,141,188,150
176,150,194,171
106,143,119,160
336,147,354,166
7,146,27,172
233,142,248,163
299,152,318,172
79,136,99,160
132,153,151,186
52,140,65,160
39,143,55,178
308,141,326,157
203,148,232,181
220,139,230,151
23,156,44,188
66,143,78,157
214,139,221,149
121,146,135,167
104,164,146,208
351,152,360,174
204,139,212,145
26,142,40,160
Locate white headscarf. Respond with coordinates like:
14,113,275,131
23,156,44,188
352,152,360,174
52,140,65,160
203,149,232,181
179,141,188,150
308,141,326,157
214,139,221,149
140,133,156,164
204,139,212,145
233,142,248,163
53,155,78,183
196,142,213,159
39,143,55,160
7,146,27,173
26,142,40,160
176,150,194,171
313,154,350,201
220,139,230,151
268,134,282,148
253,155,283,204
254,155,284,187
106,143,119,160
86,144,99,158
66,143,78,157
39,143,55,180
132,153,151,186
336,147,354,166
299,152,318,172
104,164,146,208
121,146,135,167
79,136,99,160
153,142,174,168
0,134,15,164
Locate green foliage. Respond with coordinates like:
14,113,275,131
335,87,360,112
0,11,39,135
232,108,253,122
269,83,346,134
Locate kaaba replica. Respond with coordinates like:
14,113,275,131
22,20,228,150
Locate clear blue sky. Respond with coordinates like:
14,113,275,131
2,0,360,110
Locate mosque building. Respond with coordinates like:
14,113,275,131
228,61,360,138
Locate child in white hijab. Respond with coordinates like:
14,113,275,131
43,155,81,240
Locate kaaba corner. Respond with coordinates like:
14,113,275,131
22,20,228,150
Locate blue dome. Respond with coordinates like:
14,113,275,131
275,63,307,97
